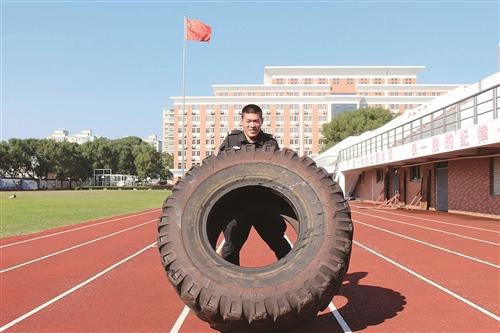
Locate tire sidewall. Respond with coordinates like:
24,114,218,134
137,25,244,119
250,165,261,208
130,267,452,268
178,150,336,289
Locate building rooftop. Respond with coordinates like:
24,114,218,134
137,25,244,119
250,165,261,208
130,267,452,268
212,84,331,92
263,65,426,81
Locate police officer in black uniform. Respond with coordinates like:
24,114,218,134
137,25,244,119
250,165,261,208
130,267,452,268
216,104,292,265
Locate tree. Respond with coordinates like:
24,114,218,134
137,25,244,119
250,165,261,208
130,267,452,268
321,107,395,152
161,152,174,180
51,141,73,184
33,139,58,180
0,141,10,177
133,145,162,181
81,138,114,171
111,137,144,175
68,145,92,184
7,138,38,178
50,141,92,187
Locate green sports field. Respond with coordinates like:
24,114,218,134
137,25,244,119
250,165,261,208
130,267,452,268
0,190,171,237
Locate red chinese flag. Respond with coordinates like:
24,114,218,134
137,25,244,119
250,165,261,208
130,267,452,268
186,19,211,42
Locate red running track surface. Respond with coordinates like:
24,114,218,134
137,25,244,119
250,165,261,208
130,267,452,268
1,205,498,332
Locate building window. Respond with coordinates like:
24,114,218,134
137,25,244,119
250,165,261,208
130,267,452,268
493,157,500,195
410,166,421,181
376,169,384,183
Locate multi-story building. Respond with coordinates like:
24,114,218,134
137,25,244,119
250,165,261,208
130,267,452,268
143,134,163,153
315,71,500,217
162,109,175,155
47,129,96,144
164,66,463,178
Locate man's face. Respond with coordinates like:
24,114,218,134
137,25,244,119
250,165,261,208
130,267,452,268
241,112,262,140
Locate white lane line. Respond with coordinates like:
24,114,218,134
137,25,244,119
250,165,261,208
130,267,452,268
0,242,156,332
0,209,160,249
1,220,156,274
354,220,499,269
170,306,191,333
354,240,500,322
169,240,226,333
284,234,352,332
350,205,500,234
329,302,352,333
354,210,499,246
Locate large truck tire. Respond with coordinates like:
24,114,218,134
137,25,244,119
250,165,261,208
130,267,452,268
157,145,353,332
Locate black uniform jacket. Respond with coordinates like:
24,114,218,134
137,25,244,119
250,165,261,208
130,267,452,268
218,130,280,153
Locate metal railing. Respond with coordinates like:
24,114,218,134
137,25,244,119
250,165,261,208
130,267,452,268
338,84,499,162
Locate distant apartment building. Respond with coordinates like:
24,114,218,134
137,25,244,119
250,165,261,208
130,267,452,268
162,110,175,155
47,129,96,144
143,134,163,153
163,66,463,178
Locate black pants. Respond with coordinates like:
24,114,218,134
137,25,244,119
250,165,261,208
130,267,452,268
217,213,291,266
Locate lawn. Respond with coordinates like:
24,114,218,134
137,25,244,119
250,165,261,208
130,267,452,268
0,190,171,237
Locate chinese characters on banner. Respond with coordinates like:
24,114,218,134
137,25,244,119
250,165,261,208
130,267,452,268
338,119,498,171
477,124,488,144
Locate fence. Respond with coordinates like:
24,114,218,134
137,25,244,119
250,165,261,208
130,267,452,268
0,178,77,191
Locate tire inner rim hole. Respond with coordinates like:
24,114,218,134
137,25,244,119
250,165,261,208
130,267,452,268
206,185,299,268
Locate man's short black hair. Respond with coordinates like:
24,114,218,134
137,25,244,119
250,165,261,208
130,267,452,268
241,104,263,119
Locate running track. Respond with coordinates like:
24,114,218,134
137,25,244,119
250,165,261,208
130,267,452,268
1,204,499,332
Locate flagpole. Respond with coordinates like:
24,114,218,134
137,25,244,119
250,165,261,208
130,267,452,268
181,15,187,178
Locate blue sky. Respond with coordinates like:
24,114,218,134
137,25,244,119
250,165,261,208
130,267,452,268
1,1,499,141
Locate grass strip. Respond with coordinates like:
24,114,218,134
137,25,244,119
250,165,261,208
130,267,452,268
0,190,170,237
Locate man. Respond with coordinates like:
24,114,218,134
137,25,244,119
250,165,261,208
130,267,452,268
216,104,292,265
